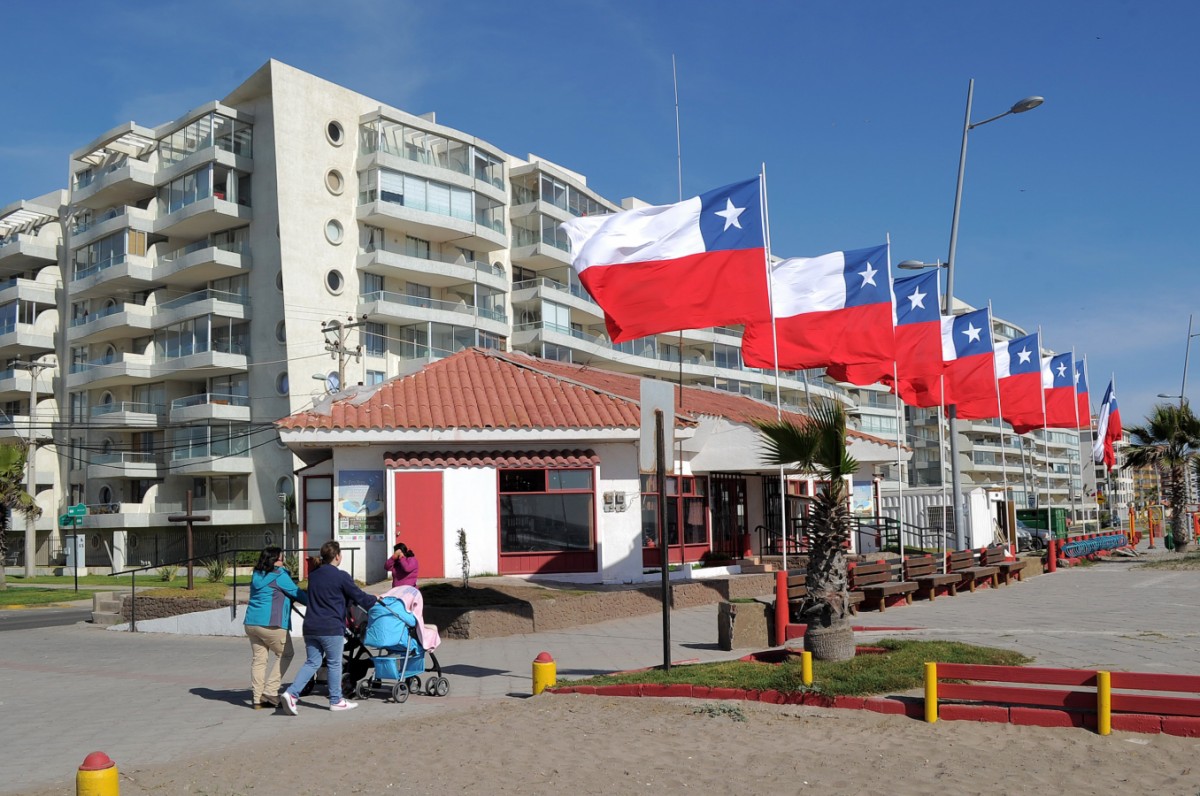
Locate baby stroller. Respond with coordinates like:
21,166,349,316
355,587,448,703
293,604,375,699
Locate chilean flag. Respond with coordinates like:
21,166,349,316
997,332,1044,434
943,307,998,419
1043,352,1078,428
889,269,945,407
1092,378,1122,469
561,177,770,343
1075,358,1091,430
741,244,895,371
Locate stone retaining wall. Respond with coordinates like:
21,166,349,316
427,574,775,639
122,595,231,622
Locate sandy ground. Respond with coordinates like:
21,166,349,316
30,695,1200,796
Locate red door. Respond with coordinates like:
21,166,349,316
393,471,444,578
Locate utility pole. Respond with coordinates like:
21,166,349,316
321,316,369,391
13,359,52,577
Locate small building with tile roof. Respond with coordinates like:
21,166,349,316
278,348,907,584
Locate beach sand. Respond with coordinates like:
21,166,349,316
31,695,1200,795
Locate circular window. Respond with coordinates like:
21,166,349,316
325,219,344,245
276,477,294,498
326,121,344,146
325,270,344,294
275,320,287,343
276,371,290,396
98,485,113,504
325,169,344,195
276,271,284,291
89,533,102,550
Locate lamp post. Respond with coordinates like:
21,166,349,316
941,80,1043,549
1170,314,1198,408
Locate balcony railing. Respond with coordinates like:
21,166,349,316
90,451,162,466
360,243,504,279
512,277,597,305
72,206,127,236
71,302,134,327
360,291,507,323
159,235,249,263
158,288,249,311
90,401,164,417
170,392,249,410
171,440,250,461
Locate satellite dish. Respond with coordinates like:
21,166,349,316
326,372,341,393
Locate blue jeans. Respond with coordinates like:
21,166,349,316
285,635,346,705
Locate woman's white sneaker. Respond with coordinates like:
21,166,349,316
330,700,358,712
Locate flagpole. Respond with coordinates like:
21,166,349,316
988,302,1011,547
1082,356,1099,523
671,54,687,565
759,165,787,571
1069,347,1080,532
894,362,907,553
939,375,949,573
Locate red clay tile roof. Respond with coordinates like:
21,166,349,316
277,348,897,449
384,449,600,469
277,348,646,431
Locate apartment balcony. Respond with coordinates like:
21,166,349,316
70,253,157,299
357,291,509,337
158,345,249,379
155,195,252,239
0,416,34,443
67,351,154,390
68,302,154,344
170,445,253,477
89,401,164,429
0,233,58,275
169,392,250,424
511,278,603,321
72,159,157,211
0,278,57,312
155,241,250,286
0,368,54,401
0,321,56,356
357,247,507,292
356,200,506,252
70,206,155,249
87,451,164,481
510,239,573,270
152,289,250,327
81,498,254,529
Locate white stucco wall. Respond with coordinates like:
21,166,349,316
442,467,499,578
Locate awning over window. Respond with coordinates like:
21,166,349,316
384,449,599,469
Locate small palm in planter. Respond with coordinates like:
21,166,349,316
756,400,857,661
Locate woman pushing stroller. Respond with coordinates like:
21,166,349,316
282,541,378,713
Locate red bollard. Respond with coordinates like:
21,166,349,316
774,570,788,647
1046,537,1057,573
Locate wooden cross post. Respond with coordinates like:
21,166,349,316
168,490,211,590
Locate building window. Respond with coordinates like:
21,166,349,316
325,219,344,245
276,371,289,396
641,475,708,548
325,270,344,294
326,121,344,146
366,370,385,386
498,468,594,554
325,169,344,195
363,323,386,356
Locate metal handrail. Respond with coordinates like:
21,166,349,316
109,546,360,632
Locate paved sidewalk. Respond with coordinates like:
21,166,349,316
2,544,1197,794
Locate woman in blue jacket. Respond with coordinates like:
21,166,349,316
282,540,377,713
243,546,305,709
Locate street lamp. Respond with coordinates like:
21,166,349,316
944,80,1043,549
1173,313,1198,408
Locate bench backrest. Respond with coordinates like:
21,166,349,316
946,549,978,572
904,554,937,579
786,571,808,602
982,545,1010,566
849,560,895,588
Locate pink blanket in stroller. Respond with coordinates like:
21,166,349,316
382,585,442,651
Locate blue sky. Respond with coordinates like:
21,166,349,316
2,0,1196,424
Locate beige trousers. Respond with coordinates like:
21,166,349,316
246,625,294,704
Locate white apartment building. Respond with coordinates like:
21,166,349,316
2,60,857,570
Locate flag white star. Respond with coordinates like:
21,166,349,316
1016,347,1032,364
907,287,927,310
962,322,982,343
858,262,878,287
1074,368,1081,384
1056,362,1068,379
714,198,746,231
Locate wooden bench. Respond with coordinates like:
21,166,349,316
946,549,999,592
982,544,1028,585
849,559,917,613
904,554,961,600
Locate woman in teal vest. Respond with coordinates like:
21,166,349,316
243,546,305,709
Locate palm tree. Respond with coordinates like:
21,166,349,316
756,401,858,661
0,443,41,589
1121,403,1200,553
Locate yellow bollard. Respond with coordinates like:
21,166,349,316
1097,671,1112,736
77,751,119,796
532,651,556,695
924,662,938,723
801,650,813,687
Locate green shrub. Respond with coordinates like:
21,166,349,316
203,557,228,582
158,565,178,583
